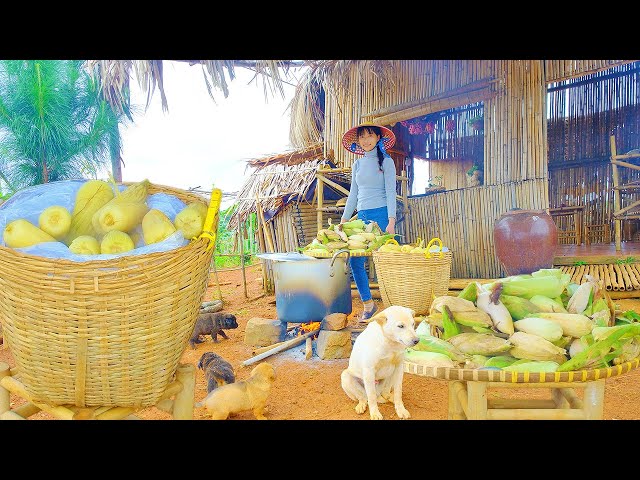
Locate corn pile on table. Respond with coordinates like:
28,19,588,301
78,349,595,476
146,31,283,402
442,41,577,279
405,358,640,420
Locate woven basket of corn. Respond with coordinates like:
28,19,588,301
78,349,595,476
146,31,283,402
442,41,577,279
372,238,452,315
0,181,218,408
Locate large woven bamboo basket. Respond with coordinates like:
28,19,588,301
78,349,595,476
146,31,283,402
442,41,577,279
372,238,452,315
0,182,216,408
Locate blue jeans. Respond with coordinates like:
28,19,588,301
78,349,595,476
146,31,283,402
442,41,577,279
351,206,390,302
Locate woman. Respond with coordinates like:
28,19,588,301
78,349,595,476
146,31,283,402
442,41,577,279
340,122,397,324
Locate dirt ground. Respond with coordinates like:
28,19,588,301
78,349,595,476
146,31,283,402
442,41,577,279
3,262,640,421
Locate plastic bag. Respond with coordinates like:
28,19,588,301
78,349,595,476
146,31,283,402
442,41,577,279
0,179,191,261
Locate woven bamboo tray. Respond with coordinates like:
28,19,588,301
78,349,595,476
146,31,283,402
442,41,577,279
404,357,640,383
0,182,216,408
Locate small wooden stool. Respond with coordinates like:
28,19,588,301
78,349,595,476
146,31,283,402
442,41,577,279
0,362,196,420
447,379,604,420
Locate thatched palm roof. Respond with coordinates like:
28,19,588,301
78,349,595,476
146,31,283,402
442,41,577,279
226,142,334,230
86,60,399,149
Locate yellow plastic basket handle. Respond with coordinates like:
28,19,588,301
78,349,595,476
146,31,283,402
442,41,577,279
384,238,399,246
198,187,223,251
424,237,444,259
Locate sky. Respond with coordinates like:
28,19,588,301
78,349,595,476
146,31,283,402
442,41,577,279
116,61,300,206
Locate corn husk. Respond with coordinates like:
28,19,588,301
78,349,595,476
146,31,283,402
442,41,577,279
492,273,571,299
509,331,567,362
513,317,564,343
476,283,514,335
552,335,573,349
531,312,595,338
457,282,478,302
567,279,595,314
502,360,560,372
405,349,458,368
529,295,567,313
484,355,519,369
557,324,639,371
430,296,477,314
427,310,493,329
612,337,640,365
531,268,564,278
500,294,541,320
441,305,460,340
412,335,468,362
591,324,640,342
447,332,512,356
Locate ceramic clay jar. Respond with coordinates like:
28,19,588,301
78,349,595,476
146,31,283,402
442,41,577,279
493,209,558,275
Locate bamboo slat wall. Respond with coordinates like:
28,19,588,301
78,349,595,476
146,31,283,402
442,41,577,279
406,178,549,279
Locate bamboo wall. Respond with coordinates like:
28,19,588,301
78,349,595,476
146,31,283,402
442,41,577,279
544,60,635,83
406,178,549,278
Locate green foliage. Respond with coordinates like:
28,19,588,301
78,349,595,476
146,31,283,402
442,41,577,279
615,256,637,265
573,260,587,266
0,60,133,196
212,203,258,269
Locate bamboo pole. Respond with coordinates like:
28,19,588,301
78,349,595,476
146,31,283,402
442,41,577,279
172,363,196,420
0,362,9,415
611,135,622,251
240,223,248,298
241,328,320,367
0,376,75,420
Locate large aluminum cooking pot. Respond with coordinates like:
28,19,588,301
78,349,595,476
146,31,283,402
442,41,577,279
259,250,352,323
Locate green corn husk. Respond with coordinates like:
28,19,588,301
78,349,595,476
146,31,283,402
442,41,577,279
413,336,468,362
471,326,495,334
513,317,564,343
500,294,541,320
427,310,493,329
448,333,512,356
590,298,611,327
591,324,640,342
340,219,365,231
557,323,639,371
325,241,349,250
509,331,567,362
415,319,432,337
612,337,640,365
484,355,519,369
441,305,460,340
492,273,571,299
567,281,594,314
566,283,580,298
502,360,560,372
529,295,568,313
531,268,564,278
552,335,573,349
405,349,457,368
530,312,595,338
466,355,488,368
457,282,478,302
430,296,477,314
366,233,397,252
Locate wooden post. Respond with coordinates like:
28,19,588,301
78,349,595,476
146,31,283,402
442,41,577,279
466,381,488,420
583,379,605,420
611,135,622,251
0,362,10,415
317,171,325,232
448,381,466,420
172,363,196,420
240,223,248,298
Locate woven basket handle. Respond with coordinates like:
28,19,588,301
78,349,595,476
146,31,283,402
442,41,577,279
199,187,223,251
424,237,444,259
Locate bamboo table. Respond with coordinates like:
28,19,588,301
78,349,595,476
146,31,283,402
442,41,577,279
404,358,640,420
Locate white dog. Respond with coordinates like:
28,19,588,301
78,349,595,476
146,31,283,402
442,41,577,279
341,305,419,420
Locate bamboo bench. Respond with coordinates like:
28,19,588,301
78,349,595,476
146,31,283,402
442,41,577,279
405,359,640,420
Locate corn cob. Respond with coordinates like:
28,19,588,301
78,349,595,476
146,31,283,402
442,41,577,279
412,335,468,362
492,273,571,299
92,201,150,235
447,332,512,356
528,295,567,313
476,282,514,335
567,279,594,314
430,295,477,314
509,331,568,362
109,178,150,204
404,349,458,368
65,179,114,243
513,317,564,342
530,312,594,338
